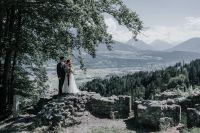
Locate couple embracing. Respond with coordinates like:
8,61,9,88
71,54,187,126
57,56,80,95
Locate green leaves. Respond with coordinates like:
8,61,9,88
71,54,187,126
1,0,143,108
28,0,143,63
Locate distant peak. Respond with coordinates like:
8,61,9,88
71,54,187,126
168,37,200,53
151,40,171,44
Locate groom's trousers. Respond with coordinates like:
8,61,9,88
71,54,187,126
58,78,65,95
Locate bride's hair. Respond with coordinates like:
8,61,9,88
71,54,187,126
66,59,71,63
66,60,72,67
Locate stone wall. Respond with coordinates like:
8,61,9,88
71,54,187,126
174,93,200,112
153,91,200,129
155,91,200,112
155,91,182,100
187,104,200,128
134,100,181,130
184,94,200,128
37,91,131,129
185,94,200,107
86,94,131,119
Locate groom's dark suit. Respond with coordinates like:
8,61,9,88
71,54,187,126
57,62,66,95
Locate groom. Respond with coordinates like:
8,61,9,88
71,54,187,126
57,56,66,95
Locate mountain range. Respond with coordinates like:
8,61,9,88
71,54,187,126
81,38,200,69
125,37,200,53
126,39,174,51
47,37,200,89
127,39,154,51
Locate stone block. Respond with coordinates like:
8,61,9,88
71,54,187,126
187,107,200,128
134,100,181,130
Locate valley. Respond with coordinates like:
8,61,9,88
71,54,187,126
46,38,200,96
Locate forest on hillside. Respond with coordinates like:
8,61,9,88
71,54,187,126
80,59,200,101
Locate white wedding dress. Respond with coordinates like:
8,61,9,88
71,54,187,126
62,70,80,94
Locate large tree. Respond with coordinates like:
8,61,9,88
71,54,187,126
0,0,143,118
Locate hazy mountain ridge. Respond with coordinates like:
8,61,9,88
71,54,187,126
126,39,155,51
126,39,175,51
150,40,174,51
168,38,200,53
82,40,200,69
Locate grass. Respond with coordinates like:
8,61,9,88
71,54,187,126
91,127,136,133
181,112,187,126
181,128,200,133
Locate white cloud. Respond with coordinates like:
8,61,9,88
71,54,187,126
104,15,132,42
185,17,200,27
138,17,200,45
105,15,200,45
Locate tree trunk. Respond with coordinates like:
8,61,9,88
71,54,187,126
0,7,3,84
0,1,4,45
12,94,20,118
0,1,5,78
8,51,17,108
1,49,12,115
0,5,16,116
8,5,22,111
0,4,8,117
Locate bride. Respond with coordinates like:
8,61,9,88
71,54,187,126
62,59,80,94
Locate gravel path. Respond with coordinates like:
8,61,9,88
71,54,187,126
63,112,181,133
64,113,132,133
0,112,182,133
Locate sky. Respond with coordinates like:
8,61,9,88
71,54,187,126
104,0,200,45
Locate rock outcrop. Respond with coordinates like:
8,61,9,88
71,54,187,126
134,100,181,130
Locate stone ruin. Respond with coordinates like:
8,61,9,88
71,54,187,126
134,100,181,130
187,104,200,128
36,91,184,131
37,91,131,129
155,90,182,100
154,90,200,129
31,90,200,131
186,93,200,128
87,94,131,119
